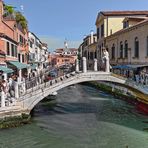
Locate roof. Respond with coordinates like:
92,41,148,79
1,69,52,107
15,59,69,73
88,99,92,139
83,33,97,40
96,10,148,25
123,16,147,22
100,11,148,16
55,48,78,53
29,31,42,44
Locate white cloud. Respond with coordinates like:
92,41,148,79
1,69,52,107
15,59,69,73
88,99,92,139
39,36,81,52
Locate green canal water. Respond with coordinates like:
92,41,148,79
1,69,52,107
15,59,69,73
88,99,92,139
0,84,147,148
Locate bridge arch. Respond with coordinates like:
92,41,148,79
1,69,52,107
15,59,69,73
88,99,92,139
19,72,127,113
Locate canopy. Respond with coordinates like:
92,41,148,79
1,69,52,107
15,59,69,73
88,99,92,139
30,64,38,70
7,61,28,69
112,64,148,70
0,66,13,73
126,64,148,69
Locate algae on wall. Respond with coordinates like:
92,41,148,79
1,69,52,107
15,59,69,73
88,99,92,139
0,114,31,129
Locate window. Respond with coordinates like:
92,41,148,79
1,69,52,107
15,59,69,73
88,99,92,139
85,40,88,46
124,40,128,58
15,45,17,57
146,36,148,56
19,35,25,45
111,44,115,59
84,51,87,57
18,53,21,62
7,42,10,55
97,27,100,39
30,41,33,48
123,21,129,28
90,52,93,60
11,44,15,57
93,37,96,42
120,42,123,58
22,54,25,63
134,37,139,58
101,24,104,37
36,40,39,47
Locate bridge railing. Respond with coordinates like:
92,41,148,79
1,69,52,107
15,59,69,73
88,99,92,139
18,71,78,97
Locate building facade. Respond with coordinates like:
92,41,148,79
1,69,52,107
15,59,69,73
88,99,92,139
95,11,148,67
78,32,97,70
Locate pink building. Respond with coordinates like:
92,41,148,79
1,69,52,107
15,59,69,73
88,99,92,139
0,0,29,63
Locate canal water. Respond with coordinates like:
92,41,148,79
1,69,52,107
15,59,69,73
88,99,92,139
0,84,147,148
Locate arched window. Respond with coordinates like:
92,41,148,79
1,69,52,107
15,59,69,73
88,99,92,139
124,40,128,58
111,44,115,59
120,41,123,58
135,37,139,58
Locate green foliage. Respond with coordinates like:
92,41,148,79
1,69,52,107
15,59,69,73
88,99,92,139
3,4,28,31
3,4,15,17
15,11,28,30
4,5,14,14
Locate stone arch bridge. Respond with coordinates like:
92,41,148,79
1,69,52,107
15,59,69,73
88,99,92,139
0,57,148,117
15,71,147,115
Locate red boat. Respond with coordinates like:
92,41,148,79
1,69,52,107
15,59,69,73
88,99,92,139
136,102,148,115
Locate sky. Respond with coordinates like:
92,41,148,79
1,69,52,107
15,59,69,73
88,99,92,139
4,0,148,52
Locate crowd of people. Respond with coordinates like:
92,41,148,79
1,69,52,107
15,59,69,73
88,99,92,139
113,68,148,86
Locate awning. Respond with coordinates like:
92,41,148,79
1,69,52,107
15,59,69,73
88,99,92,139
30,64,38,70
112,64,148,70
126,64,148,69
7,61,28,69
0,66,13,73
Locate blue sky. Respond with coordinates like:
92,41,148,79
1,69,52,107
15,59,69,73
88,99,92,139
4,0,148,51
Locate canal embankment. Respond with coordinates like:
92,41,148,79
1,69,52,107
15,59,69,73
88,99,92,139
0,113,31,129
85,81,148,115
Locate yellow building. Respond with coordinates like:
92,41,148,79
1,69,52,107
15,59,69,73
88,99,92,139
106,19,148,66
95,11,148,65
